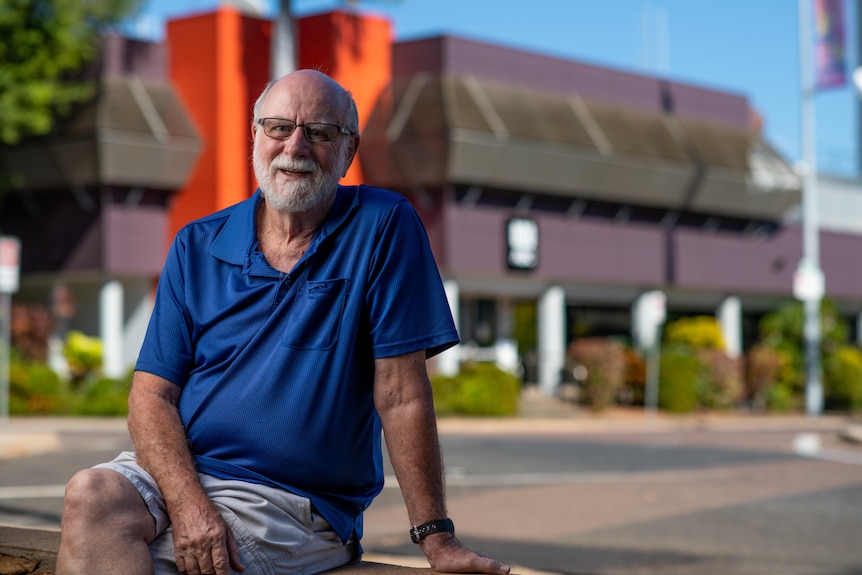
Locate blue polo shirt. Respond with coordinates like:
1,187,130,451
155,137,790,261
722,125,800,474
135,185,459,543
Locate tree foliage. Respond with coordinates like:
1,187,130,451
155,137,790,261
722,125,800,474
0,0,141,145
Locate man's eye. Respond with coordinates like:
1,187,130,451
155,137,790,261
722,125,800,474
272,124,290,132
307,127,328,139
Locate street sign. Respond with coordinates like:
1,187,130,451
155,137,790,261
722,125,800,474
793,260,824,302
0,236,21,294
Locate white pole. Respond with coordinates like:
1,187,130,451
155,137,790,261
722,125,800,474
271,0,296,79
798,0,823,416
538,286,566,396
0,293,9,421
438,280,460,377
100,280,125,379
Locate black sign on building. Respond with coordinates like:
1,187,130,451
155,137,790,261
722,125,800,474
506,217,539,271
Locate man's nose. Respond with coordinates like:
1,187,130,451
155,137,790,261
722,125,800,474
281,126,312,152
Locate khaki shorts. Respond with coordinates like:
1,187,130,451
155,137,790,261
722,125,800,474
96,451,359,575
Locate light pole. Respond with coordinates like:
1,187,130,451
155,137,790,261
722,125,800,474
796,0,823,416
271,0,296,79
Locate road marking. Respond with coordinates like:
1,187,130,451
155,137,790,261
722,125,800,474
383,471,698,489
792,433,862,465
0,485,67,499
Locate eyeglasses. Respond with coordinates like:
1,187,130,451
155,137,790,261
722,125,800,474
257,117,354,144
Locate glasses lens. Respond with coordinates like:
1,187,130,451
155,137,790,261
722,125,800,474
263,118,297,139
303,123,339,143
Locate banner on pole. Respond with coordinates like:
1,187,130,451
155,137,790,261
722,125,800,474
0,236,21,294
814,0,847,89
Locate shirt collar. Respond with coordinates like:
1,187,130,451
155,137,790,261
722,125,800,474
210,187,361,266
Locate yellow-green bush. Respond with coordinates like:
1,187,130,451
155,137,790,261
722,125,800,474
824,345,862,411
72,374,133,416
431,362,520,417
658,347,699,413
665,316,725,350
64,330,103,385
9,352,131,416
9,357,70,415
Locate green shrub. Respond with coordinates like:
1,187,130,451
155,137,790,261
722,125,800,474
431,362,520,417
665,316,725,351
745,344,787,409
758,298,847,399
9,356,71,415
823,345,862,411
71,374,132,416
64,330,103,386
568,337,626,411
765,383,796,412
658,346,699,413
695,349,743,410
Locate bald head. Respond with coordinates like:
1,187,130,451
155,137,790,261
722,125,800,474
253,70,359,135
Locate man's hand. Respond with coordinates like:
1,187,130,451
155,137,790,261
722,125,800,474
171,497,245,575
420,532,511,574
129,371,245,574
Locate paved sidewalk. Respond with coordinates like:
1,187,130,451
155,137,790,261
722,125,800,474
1,390,861,575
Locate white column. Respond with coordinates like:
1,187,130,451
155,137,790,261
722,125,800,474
437,279,460,376
100,280,124,379
538,285,566,396
494,298,519,375
717,296,742,359
632,290,666,352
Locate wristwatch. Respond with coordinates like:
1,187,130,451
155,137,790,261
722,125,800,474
410,518,455,543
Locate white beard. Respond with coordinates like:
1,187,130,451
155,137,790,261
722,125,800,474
253,146,344,213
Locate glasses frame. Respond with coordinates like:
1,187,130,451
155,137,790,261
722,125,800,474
257,117,354,144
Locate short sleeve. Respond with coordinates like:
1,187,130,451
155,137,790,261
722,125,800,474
135,232,195,385
364,199,459,359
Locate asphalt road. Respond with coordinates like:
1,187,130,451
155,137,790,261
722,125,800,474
1,416,862,575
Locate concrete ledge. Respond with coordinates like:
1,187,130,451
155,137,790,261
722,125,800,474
0,527,440,574
325,562,432,573
0,526,59,572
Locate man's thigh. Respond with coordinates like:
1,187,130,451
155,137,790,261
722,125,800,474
198,475,357,575
97,453,356,575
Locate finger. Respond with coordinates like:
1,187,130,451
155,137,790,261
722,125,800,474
209,543,233,575
226,529,246,573
176,553,203,575
175,554,188,575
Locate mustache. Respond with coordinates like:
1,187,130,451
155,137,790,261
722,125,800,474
269,158,320,174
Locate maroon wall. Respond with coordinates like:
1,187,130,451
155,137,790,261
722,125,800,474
393,36,751,128
442,203,666,285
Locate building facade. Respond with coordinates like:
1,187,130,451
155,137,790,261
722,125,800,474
4,7,862,393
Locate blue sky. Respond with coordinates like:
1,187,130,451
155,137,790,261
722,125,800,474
123,0,861,178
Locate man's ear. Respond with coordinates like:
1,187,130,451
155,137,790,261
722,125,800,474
341,135,360,177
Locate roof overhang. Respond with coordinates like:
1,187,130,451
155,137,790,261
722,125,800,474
359,73,800,221
0,75,201,192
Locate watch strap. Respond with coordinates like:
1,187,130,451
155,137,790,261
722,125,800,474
410,518,455,543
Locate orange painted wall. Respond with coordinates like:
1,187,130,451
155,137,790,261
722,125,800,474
298,11,392,185
166,8,271,242
165,8,392,246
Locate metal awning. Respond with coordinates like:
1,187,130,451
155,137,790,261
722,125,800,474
359,73,800,220
0,75,201,192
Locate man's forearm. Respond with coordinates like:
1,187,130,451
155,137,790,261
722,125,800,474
127,371,207,514
380,396,448,525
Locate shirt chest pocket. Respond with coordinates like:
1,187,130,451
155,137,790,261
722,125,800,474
282,278,348,350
